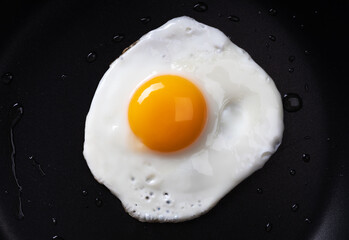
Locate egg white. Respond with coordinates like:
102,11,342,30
83,16,284,222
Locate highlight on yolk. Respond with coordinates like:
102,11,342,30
128,75,207,152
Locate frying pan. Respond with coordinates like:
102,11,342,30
0,0,348,239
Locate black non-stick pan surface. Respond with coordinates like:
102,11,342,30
1,0,348,239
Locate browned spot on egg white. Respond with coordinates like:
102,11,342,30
122,40,139,54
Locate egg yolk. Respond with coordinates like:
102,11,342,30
128,75,207,152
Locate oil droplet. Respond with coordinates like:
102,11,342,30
193,2,208,12
9,103,24,220
140,17,151,24
268,8,277,16
304,50,311,55
52,217,57,225
228,15,240,22
291,203,299,212
305,218,312,224
290,169,296,176
302,153,310,162
95,197,103,207
17,201,24,220
113,34,125,42
265,222,272,232
268,35,276,41
283,93,302,112
288,55,296,62
52,236,64,240
2,72,13,84
257,188,263,194
60,74,68,80
86,52,97,63
82,190,88,196
288,67,294,73
30,156,46,176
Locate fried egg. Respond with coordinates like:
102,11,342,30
83,16,284,222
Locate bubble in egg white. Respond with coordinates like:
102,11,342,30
83,16,284,222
